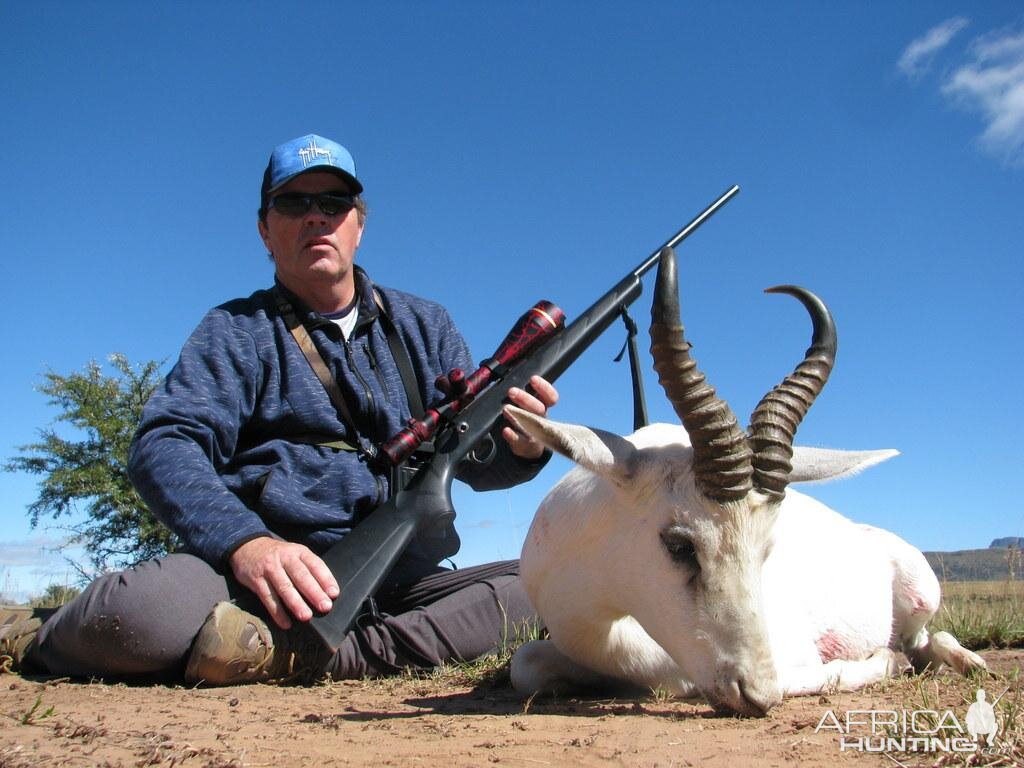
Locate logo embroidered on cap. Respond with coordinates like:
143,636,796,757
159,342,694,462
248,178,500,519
298,138,334,168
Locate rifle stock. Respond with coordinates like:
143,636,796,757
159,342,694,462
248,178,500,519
308,185,740,651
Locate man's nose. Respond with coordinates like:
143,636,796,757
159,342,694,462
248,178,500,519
302,205,328,224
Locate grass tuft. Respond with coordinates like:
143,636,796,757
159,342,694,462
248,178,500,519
323,618,547,694
422,617,546,689
20,694,56,725
876,666,1022,768
932,581,1024,649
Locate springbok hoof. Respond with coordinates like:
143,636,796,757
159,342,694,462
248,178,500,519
931,631,989,676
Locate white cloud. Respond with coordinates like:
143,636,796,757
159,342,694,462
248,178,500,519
0,535,68,568
942,29,1024,165
898,17,970,78
973,29,1024,61
464,519,498,529
0,536,82,602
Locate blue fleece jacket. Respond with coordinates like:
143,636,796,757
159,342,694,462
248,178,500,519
128,267,546,569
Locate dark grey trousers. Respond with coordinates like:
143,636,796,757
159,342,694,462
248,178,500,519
27,554,534,682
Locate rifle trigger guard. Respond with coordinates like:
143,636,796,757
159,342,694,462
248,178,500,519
466,433,497,465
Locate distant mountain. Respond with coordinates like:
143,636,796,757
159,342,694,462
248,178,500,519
925,546,1021,582
991,536,1024,549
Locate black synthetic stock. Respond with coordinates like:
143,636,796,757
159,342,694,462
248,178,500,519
308,185,741,650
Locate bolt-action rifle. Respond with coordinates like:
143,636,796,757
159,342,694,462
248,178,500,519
308,184,741,651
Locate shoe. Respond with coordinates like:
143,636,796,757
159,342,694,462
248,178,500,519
0,613,43,672
185,602,323,686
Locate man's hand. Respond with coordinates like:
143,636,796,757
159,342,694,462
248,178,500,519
229,537,340,630
502,375,559,460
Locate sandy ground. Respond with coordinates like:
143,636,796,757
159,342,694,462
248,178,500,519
1,649,1020,768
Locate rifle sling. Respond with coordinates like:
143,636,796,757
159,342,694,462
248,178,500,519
372,291,424,420
614,306,649,431
287,434,360,452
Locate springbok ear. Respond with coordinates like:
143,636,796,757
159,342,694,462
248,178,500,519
789,446,899,484
503,405,639,483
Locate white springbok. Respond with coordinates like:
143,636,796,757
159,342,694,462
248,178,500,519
506,248,985,717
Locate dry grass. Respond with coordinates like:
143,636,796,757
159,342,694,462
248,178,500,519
872,664,1022,768
933,581,1024,649
325,617,545,694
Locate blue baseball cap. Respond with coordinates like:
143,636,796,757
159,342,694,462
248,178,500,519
261,134,363,207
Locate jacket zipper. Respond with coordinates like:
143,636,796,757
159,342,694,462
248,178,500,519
363,342,392,403
342,338,386,506
342,338,376,429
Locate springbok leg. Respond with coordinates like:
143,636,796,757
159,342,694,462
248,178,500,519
780,649,907,695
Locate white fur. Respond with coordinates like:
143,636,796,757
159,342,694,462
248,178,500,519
506,411,986,716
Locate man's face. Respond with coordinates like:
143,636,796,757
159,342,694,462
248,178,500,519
258,170,364,297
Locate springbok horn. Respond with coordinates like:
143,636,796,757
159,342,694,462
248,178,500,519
649,247,752,502
748,285,837,500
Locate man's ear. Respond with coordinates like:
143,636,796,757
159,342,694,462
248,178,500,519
257,218,271,252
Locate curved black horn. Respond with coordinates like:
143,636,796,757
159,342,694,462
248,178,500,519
748,285,837,500
649,247,752,502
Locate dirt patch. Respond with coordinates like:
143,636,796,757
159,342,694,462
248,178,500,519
1,650,1020,768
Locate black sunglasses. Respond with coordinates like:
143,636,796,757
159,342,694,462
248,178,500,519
269,192,356,217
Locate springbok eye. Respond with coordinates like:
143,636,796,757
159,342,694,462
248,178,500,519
660,528,699,568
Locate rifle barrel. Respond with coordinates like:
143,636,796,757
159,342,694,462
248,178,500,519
633,184,740,279
531,183,740,385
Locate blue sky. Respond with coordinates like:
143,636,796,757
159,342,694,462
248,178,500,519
2,3,1021,602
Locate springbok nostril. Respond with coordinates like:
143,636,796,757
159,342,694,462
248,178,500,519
737,677,781,717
